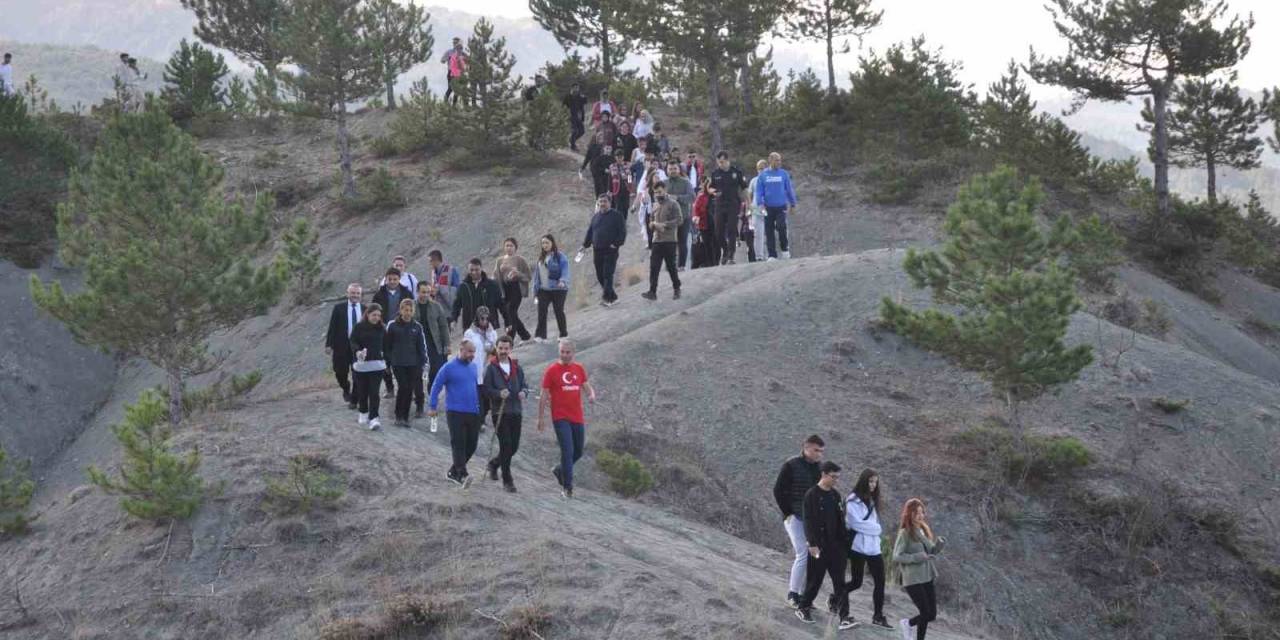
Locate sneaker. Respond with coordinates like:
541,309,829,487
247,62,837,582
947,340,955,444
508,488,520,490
552,465,564,487
781,250,791,259
839,617,860,630
560,487,573,499
872,615,891,628
446,470,464,486
794,608,814,624
899,618,912,640
641,291,657,301
368,418,381,431
785,592,801,609
488,464,499,482
767,256,777,262
358,412,369,425
462,474,473,489
503,483,517,493
672,289,681,300
399,419,411,428
533,337,546,344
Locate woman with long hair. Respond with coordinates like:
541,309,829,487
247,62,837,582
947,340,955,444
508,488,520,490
892,498,947,640
349,303,387,431
495,237,532,343
532,234,570,342
844,469,890,628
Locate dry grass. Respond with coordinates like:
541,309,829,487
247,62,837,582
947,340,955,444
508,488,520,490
317,594,451,640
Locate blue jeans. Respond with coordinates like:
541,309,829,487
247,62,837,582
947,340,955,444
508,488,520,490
552,420,585,489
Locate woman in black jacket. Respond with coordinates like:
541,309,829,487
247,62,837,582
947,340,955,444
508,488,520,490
383,299,428,428
349,303,387,430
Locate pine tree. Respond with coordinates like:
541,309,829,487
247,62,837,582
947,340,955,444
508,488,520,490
87,391,206,522
283,0,383,200
457,18,523,152
275,218,323,302
783,0,882,96
162,39,231,121
615,0,786,153
29,106,282,425
881,166,1093,429
523,88,571,152
179,0,292,81
1140,78,1266,203
976,62,1040,169
1027,0,1253,222
529,0,633,77
0,445,35,536
365,0,434,110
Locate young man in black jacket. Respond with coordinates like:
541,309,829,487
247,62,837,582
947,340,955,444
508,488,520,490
324,283,363,408
708,150,748,265
773,434,825,610
451,258,504,331
795,461,856,629
563,82,588,151
383,298,429,428
582,194,627,306
372,269,414,399
483,336,529,492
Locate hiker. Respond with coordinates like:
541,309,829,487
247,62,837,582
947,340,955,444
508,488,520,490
451,258,503,331
590,144,615,198
683,151,705,192
114,53,143,112
379,255,419,293
665,162,695,271
633,161,667,247
755,151,797,260
413,281,450,413
746,159,768,262
428,249,461,311
846,469,891,628
590,88,616,126
349,303,388,431
442,37,468,106
773,434,825,610
483,336,529,492
641,181,683,302
429,339,483,486
533,234,571,342
893,498,946,640
463,306,499,418
384,299,428,428
655,124,671,157
794,462,856,630
324,283,363,408
0,53,13,96
521,74,546,102
708,150,748,265
582,194,626,307
615,120,639,167
538,339,595,499
690,178,713,269
594,110,620,152
563,82,588,151
495,238,532,343
633,108,654,139
608,148,633,222
373,268,414,399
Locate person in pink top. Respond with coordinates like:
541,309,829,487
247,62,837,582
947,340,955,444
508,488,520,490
442,37,468,106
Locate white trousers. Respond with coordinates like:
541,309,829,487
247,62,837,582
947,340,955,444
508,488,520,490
784,515,808,594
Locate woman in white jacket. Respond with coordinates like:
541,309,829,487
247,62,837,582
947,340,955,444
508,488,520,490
846,468,891,628
747,159,768,262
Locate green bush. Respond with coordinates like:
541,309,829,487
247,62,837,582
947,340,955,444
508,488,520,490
343,167,406,213
867,157,924,204
1133,197,1230,295
0,93,78,267
1151,397,1190,414
265,452,345,514
954,423,1093,484
252,149,285,169
274,218,323,303
1069,214,1125,291
157,370,263,415
162,39,229,125
595,449,654,498
522,88,570,152
0,445,36,537
367,134,400,159
387,78,453,154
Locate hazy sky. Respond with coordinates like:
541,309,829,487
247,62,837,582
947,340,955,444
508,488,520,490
437,0,1280,98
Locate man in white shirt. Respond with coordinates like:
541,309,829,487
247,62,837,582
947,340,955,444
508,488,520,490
379,255,418,293
324,283,363,408
0,53,14,96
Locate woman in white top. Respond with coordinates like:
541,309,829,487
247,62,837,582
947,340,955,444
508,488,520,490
747,159,768,262
633,109,655,139
846,468,891,628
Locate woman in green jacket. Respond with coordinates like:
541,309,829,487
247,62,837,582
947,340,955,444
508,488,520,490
892,498,946,640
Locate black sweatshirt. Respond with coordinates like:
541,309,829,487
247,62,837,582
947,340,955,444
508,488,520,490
801,485,848,549
583,207,627,250
772,455,821,519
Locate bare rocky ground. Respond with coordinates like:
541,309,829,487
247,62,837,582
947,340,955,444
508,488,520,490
4,108,1280,639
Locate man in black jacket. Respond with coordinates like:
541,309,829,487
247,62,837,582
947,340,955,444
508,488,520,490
373,268,414,399
795,461,854,629
383,298,429,428
483,336,529,492
563,82,588,151
708,150,748,265
773,434,825,610
451,258,503,331
582,194,626,307
324,283,363,408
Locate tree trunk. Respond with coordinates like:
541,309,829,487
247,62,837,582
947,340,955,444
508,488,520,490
825,8,836,96
601,24,613,78
1205,154,1217,204
1151,84,1171,220
739,53,754,117
167,368,183,426
385,75,396,110
337,107,357,200
706,56,724,155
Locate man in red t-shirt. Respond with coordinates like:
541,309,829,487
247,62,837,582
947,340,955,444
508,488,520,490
538,339,596,499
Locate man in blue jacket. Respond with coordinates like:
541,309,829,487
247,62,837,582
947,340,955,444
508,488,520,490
428,339,482,487
754,152,798,261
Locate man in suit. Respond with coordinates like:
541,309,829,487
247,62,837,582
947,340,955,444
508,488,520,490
372,268,414,399
324,283,363,408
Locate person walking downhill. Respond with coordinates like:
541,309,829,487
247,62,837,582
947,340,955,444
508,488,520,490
563,82,588,152
349,303,388,431
442,37,468,106
590,88,616,127
844,469,891,628
747,159,768,262
384,299,428,428
641,181,683,302
538,339,595,499
582,194,626,307
451,258,503,331
533,235,570,343
413,281,450,416
463,306,499,420
755,151,797,261
379,255,419,293
708,150,748,265
665,162,695,271
428,339,483,486
608,148,633,221
373,268,414,399
893,498,947,640
794,462,857,630
428,250,461,311
483,336,528,492
495,238,533,343
324,283,363,409
690,178,713,269
774,435,825,610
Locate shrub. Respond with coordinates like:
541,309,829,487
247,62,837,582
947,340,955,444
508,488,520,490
343,167,406,213
866,157,924,204
954,423,1093,484
1132,197,1229,295
87,390,206,522
522,89,570,153
1069,214,1125,291
274,218,323,303
0,445,36,537
158,371,263,415
317,594,448,640
367,135,399,159
162,39,229,125
252,149,285,169
387,78,452,154
0,93,78,266
265,451,345,514
1151,397,1190,414
595,449,654,497
500,605,552,640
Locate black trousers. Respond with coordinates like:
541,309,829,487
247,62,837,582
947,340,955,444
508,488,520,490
383,367,395,394
486,412,523,483
714,206,738,264
905,581,937,639
743,229,758,263
392,365,421,420
569,117,585,148
648,242,680,294
799,544,848,617
445,72,462,105
677,220,690,268
446,411,482,476
331,348,353,397
536,289,568,339
765,206,790,257
849,551,886,617
501,282,532,340
593,247,619,302
353,370,382,419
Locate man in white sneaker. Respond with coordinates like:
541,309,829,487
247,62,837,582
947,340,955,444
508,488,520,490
755,151,797,261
